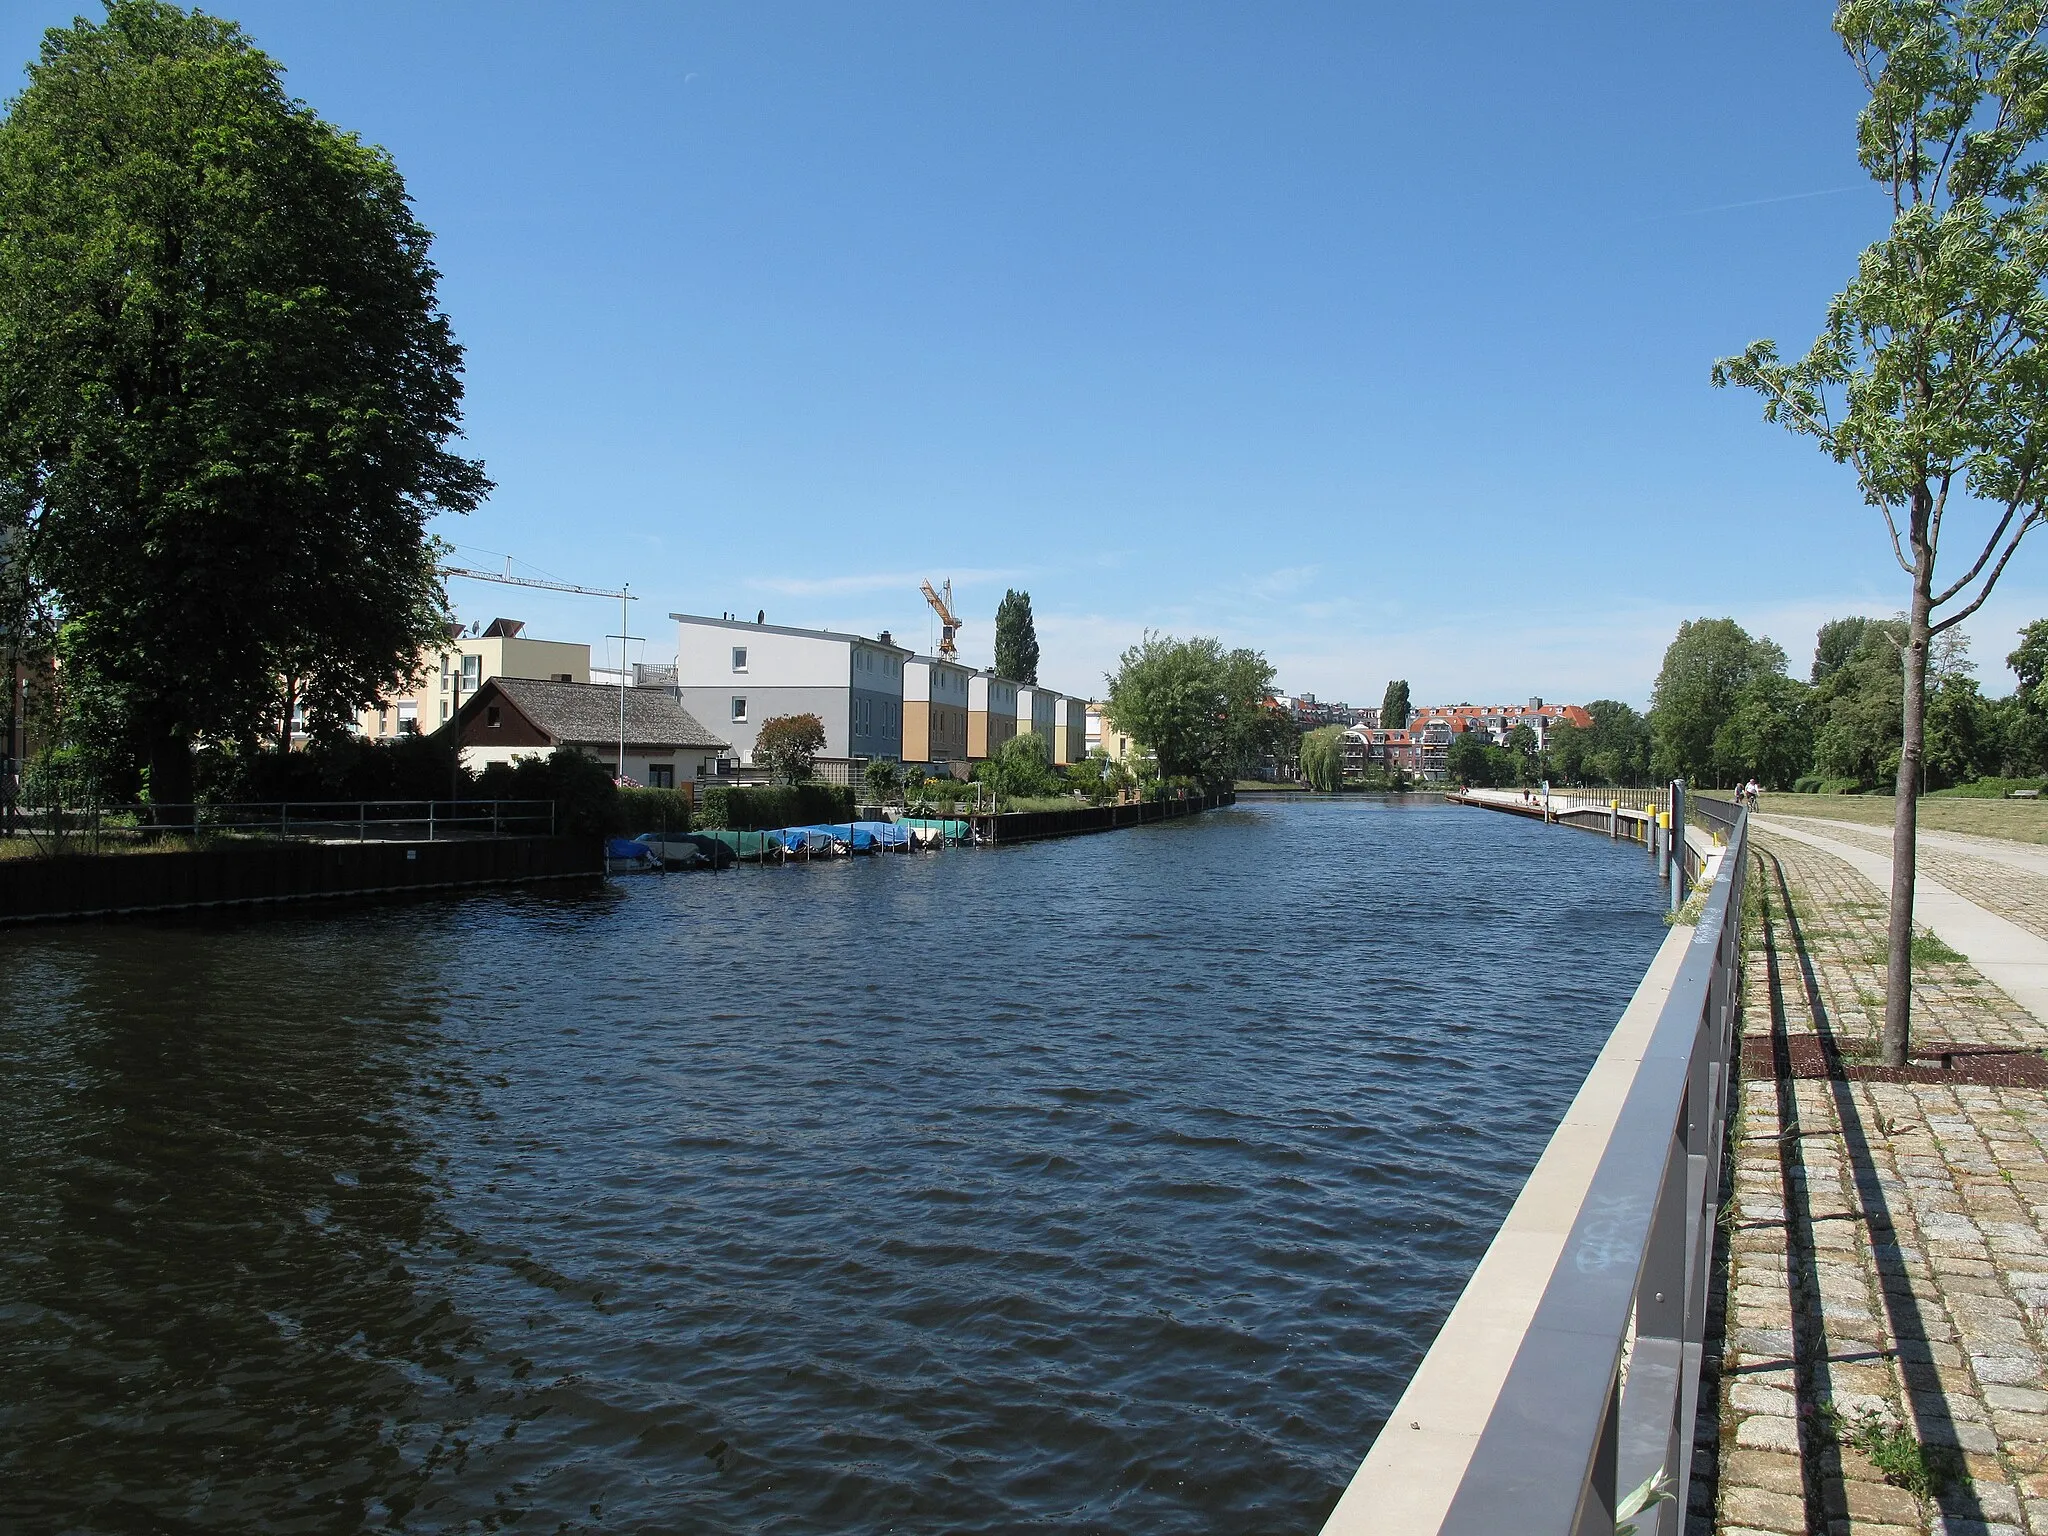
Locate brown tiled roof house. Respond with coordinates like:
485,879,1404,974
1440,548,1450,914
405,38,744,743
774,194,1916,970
455,677,730,789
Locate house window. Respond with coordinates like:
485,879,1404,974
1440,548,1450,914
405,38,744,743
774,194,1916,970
731,697,747,722
398,701,418,725
487,706,501,728
647,763,674,788
732,647,748,672
440,701,450,720
552,673,572,683
462,654,481,688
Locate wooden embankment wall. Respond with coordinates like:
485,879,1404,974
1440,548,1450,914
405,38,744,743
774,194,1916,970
0,835,601,926
972,790,1234,846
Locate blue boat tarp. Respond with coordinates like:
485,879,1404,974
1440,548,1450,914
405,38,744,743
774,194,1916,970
607,837,656,862
789,822,876,852
853,819,910,848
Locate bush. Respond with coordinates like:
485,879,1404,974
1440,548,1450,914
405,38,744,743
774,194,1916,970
1925,776,2048,798
862,758,902,802
1819,777,1865,795
696,782,854,830
1793,774,1825,794
616,786,692,833
472,748,618,836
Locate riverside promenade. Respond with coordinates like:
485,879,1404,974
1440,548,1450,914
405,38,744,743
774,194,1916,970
1709,810,2048,1536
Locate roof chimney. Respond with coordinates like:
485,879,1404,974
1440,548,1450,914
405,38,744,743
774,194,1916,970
878,630,893,648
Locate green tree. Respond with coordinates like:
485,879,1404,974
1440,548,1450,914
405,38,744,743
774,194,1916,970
1103,632,1276,787
1714,1,2048,1065
754,712,825,785
974,730,1056,803
861,757,901,803
1813,616,1877,683
1298,725,1346,791
993,589,1039,684
0,1,487,808
1713,672,1816,788
1381,679,1411,729
1577,699,1652,786
1445,731,1500,787
2004,619,2048,771
1650,619,1790,783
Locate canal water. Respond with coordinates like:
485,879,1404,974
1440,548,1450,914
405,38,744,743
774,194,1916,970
1,796,1669,1534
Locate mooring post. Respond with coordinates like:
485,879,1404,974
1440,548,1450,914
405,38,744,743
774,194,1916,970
1610,798,1618,840
1671,778,1688,910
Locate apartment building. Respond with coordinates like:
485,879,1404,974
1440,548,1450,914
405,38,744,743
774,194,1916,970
968,672,1020,760
1342,726,1422,777
672,613,908,769
358,619,589,739
1085,701,1140,765
904,654,973,771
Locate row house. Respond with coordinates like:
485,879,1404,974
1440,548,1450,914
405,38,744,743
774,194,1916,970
674,612,1090,779
672,614,910,778
454,677,729,787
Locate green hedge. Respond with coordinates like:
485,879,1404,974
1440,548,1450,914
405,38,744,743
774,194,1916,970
696,783,854,830
616,787,693,833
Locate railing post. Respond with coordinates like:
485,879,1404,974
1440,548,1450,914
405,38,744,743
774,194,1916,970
281,803,289,842
1671,779,1687,909
359,802,366,841
428,802,435,841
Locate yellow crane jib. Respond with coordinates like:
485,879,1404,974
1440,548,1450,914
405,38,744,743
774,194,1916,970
920,579,963,659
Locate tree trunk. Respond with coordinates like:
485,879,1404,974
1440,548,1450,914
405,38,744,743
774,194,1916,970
145,713,194,823
280,675,296,756
1882,538,1935,1068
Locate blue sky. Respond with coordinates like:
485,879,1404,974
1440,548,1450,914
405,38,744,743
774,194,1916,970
9,1,2045,707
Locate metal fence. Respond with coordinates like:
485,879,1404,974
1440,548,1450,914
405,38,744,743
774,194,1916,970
1689,793,1741,837
8,799,556,855
1325,802,1749,1535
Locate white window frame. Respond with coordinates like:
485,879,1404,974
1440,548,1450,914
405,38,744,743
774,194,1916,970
731,696,747,722
732,646,748,673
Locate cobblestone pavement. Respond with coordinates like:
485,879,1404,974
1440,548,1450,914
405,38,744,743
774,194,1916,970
1768,816,2048,951
1707,830,2048,1535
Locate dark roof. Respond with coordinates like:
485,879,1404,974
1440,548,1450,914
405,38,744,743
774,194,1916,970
670,611,914,654
476,678,729,750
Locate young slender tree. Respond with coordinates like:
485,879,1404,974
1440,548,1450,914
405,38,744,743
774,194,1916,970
1715,0,2048,1066
993,589,1040,684
0,1,487,806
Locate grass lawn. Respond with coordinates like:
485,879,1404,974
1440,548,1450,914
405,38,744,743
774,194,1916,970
1756,791,2048,845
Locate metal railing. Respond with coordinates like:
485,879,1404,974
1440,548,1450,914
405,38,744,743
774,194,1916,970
1325,804,1749,1535
8,799,556,854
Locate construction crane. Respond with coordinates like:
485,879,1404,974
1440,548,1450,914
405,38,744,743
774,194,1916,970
920,578,964,659
439,561,639,783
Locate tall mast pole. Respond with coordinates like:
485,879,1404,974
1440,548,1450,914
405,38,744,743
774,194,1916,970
618,584,629,781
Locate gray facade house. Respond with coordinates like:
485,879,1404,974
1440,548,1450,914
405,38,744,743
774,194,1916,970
672,613,909,773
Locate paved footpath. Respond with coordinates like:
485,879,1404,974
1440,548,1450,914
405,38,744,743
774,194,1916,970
1707,827,2048,1536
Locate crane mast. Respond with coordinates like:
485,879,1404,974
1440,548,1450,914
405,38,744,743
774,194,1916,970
920,579,963,659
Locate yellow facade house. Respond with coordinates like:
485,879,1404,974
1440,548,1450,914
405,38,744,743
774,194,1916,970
357,619,589,740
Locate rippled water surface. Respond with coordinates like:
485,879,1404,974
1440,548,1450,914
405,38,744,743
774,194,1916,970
1,797,1669,1534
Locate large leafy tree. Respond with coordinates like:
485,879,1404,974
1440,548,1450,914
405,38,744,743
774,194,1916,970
1298,725,1345,791
993,589,1039,684
1715,0,2048,1064
1650,618,1790,783
0,1,487,806
1104,632,1275,787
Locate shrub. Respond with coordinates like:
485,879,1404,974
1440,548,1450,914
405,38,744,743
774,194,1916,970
616,786,692,834
862,758,902,802
696,782,854,830
472,748,618,836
